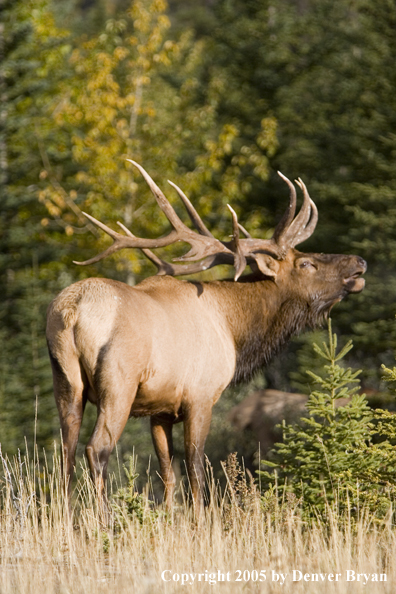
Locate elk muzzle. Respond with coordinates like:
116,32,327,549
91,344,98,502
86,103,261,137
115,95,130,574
342,256,367,293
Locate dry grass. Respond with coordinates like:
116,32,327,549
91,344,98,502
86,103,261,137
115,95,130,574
0,448,395,593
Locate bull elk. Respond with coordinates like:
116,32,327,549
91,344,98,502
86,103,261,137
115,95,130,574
46,161,366,509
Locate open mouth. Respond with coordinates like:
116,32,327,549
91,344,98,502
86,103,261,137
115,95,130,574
343,269,366,293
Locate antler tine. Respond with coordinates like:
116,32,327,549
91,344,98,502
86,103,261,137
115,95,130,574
292,179,318,244
272,172,297,243
73,210,181,266
117,221,233,276
116,222,172,275
277,176,312,249
129,160,233,262
127,160,187,232
227,205,247,281
167,180,214,238
72,211,173,266
294,198,318,244
73,244,128,267
236,172,319,260
238,222,251,238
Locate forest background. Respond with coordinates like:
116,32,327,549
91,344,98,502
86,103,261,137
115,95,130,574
1,0,396,488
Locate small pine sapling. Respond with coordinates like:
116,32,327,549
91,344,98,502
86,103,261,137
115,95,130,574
259,320,396,519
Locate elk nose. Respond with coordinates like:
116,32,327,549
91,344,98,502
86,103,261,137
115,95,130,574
356,257,367,273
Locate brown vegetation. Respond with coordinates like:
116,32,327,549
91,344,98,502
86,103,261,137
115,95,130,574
0,450,394,594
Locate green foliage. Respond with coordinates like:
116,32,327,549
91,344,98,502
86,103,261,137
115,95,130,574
111,456,159,526
259,320,396,519
289,330,328,395
382,360,396,392
0,0,73,453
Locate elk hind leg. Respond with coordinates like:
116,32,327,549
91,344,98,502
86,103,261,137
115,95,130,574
85,385,137,508
150,415,176,508
48,348,86,497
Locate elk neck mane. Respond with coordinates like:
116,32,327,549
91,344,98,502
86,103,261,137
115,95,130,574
208,278,329,385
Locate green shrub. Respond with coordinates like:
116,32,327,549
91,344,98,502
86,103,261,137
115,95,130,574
259,320,396,519
111,456,160,527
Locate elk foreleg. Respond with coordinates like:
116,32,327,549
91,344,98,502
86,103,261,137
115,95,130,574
183,405,212,513
150,415,176,508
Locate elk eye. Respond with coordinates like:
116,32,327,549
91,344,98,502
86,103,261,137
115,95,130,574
298,260,315,269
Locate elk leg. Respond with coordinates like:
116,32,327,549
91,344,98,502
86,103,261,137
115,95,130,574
85,390,135,508
49,349,86,497
150,415,176,508
58,395,86,496
183,405,212,512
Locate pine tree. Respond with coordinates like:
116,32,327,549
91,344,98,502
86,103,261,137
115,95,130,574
0,0,73,453
259,321,396,518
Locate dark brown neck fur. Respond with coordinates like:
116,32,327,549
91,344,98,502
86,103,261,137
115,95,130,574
232,295,313,384
207,279,326,385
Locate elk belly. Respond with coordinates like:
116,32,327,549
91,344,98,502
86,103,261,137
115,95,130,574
130,378,185,417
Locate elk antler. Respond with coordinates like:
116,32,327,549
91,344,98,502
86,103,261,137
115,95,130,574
74,163,318,280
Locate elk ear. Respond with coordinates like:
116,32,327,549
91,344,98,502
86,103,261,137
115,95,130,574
253,254,280,279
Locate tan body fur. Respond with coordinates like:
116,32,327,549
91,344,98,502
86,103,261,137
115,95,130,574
49,276,235,414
